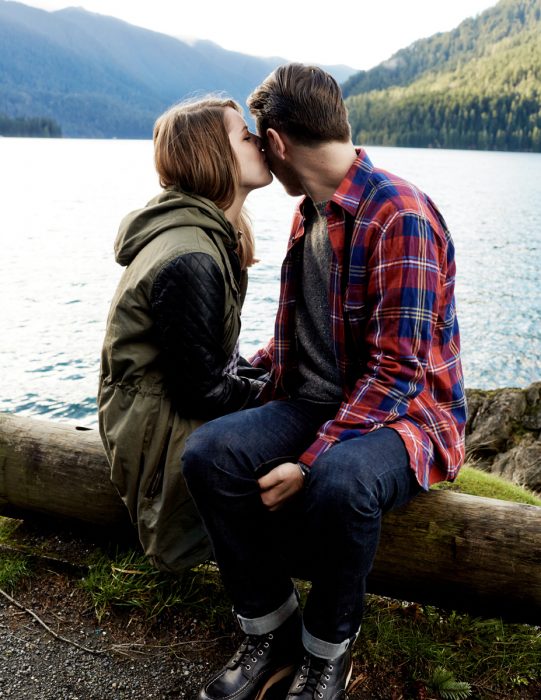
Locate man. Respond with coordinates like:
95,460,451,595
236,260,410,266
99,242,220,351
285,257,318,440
183,63,466,700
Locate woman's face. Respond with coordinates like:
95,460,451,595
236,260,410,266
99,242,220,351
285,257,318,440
225,107,272,192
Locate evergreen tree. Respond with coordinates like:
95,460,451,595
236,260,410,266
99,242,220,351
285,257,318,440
345,0,541,152
0,115,62,137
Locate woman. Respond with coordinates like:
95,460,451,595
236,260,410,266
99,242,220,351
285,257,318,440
98,98,272,573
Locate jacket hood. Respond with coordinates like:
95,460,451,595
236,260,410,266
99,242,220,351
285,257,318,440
114,189,238,266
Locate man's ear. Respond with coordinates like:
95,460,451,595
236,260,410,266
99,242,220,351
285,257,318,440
266,128,287,160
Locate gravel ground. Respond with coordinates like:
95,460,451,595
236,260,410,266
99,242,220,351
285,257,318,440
0,517,239,700
0,590,216,700
0,587,299,700
0,516,305,700
0,623,208,699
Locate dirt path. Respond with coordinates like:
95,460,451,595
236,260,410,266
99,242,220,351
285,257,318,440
0,572,220,700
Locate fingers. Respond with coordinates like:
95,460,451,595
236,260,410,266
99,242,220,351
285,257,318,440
258,462,303,510
260,479,291,510
257,469,281,492
258,462,297,491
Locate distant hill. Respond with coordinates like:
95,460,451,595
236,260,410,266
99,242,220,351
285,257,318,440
0,1,356,138
0,114,61,136
344,0,541,151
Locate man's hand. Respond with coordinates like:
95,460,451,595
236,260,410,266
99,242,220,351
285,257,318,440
258,462,305,511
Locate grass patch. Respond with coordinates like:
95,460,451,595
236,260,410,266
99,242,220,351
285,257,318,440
433,464,541,505
0,516,23,542
0,552,32,591
81,550,232,626
357,596,540,699
0,520,32,590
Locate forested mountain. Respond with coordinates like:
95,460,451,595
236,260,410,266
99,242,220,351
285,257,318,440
345,0,541,151
0,114,61,136
3,0,539,148
0,1,354,138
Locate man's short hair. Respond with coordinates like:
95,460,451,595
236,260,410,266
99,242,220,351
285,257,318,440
247,63,351,145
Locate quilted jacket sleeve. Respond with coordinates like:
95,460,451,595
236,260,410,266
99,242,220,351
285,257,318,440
150,252,265,419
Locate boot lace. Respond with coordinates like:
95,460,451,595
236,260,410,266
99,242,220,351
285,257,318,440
227,632,274,671
295,654,334,698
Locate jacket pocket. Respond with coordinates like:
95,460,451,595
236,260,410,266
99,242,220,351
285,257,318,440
145,425,173,499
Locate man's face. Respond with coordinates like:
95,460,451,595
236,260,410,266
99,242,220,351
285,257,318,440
262,134,305,197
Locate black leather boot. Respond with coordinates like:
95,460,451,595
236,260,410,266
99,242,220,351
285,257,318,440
197,609,303,700
285,647,353,700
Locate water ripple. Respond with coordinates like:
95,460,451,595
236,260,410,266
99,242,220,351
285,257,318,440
1,140,540,427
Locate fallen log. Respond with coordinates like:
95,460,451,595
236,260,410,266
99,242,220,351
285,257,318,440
0,412,129,527
0,412,539,624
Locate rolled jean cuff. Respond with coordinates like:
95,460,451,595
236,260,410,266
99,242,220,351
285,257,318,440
302,624,359,660
236,590,298,635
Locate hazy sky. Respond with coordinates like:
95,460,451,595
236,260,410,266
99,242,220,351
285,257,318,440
19,0,498,69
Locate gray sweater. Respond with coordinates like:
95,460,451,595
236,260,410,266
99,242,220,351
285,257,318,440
294,200,342,403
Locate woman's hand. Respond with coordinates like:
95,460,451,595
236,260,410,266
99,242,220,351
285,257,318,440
258,462,305,511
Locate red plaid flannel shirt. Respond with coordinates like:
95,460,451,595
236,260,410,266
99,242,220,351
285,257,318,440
251,149,466,488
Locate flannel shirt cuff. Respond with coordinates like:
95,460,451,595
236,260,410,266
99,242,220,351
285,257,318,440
299,435,336,467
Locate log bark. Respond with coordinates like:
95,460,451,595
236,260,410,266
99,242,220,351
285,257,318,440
369,492,540,623
1,411,540,624
0,412,129,527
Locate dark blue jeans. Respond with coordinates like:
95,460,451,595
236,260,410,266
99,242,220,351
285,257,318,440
182,398,422,651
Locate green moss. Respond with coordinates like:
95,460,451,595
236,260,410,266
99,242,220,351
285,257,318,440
0,516,23,542
433,465,541,506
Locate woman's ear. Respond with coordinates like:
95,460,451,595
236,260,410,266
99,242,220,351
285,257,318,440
266,128,287,160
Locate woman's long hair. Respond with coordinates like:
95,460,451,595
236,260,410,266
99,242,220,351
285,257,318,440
153,98,256,268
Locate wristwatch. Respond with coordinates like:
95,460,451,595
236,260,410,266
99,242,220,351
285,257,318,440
297,462,310,483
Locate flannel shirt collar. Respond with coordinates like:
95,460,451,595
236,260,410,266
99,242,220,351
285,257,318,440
331,147,373,217
297,147,373,221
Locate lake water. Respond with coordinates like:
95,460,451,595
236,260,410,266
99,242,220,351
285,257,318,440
1,138,540,427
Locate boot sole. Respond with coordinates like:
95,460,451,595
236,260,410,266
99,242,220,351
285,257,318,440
255,664,296,700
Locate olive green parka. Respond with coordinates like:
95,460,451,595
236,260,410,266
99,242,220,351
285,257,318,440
98,189,261,573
